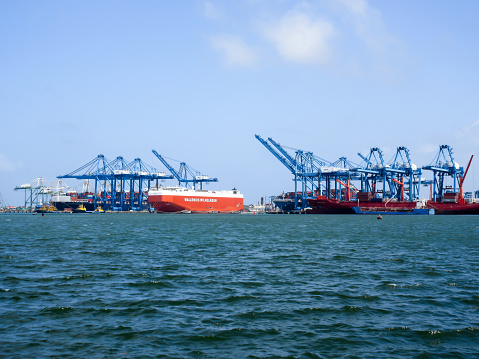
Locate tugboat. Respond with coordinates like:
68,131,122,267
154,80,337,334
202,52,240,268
72,204,88,213
93,205,105,213
35,204,57,213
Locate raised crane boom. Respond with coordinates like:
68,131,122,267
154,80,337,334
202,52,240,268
459,155,474,204
267,137,297,170
255,135,295,173
152,150,218,190
152,150,181,182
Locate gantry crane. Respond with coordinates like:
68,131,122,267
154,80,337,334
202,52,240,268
152,150,217,190
268,137,328,205
255,135,339,209
356,147,385,197
355,146,422,202
58,154,171,211
14,178,56,210
128,157,168,211
389,146,422,201
327,157,361,201
255,135,306,209
422,145,464,202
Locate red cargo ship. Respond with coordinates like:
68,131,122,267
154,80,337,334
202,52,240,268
426,201,479,215
425,155,479,214
425,191,479,214
307,194,418,214
148,186,244,213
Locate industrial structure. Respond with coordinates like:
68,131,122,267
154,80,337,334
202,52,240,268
12,151,226,212
57,154,172,211
355,146,422,202
10,140,477,214
255,135,432,212
255,135,331,210
422,145,466,202
14,178,61,210
151,150,218,190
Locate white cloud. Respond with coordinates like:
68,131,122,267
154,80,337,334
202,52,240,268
210,34,257,67
0,154,16,172
337,0,368,17
456,118,479,145
466,118,479,131
263,12,335,65
203,1,223,20
335,0,393,53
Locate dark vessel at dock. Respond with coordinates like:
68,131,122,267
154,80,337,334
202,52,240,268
306,193,422,215
51,192,95,212
272,192,305,213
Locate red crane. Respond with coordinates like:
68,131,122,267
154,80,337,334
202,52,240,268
392,176,405,202
459,155,474,204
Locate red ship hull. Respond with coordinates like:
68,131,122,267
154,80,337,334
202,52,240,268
426,201,479,215
307,196,417,214
148,187,243,213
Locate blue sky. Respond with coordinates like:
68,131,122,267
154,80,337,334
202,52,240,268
1,0,479,206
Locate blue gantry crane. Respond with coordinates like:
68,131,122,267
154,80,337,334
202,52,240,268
255,135,308,209
256,135,340,210
58,154,172,211
108,156,133,211
257,135,375,208
267,137,325,207
152,150,218,190
355,146,422,202
128,157,169,211
356,147,385,196
58,154,113,210
257,133,428,209
325,157,362,201
422,145,464,202
389,146,422,201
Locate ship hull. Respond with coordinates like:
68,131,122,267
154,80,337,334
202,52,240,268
148,187,243,213
272,198,304,212
426,202,479,215
307,197,418,214
52,201,95,212
352,207,434,215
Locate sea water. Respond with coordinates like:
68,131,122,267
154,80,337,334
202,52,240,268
0,213,478,358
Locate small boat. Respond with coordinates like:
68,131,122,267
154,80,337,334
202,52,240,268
35,204,58,213
72,204,88,213
93,206,105,213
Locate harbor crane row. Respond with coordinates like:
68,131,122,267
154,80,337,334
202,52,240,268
58,154,172,211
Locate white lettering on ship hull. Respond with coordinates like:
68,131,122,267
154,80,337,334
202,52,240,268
184,198,218,202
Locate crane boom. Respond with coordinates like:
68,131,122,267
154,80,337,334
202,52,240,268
459,155,474,204
267,137,297,168
152,150,181,182
152,149,218,189
460,155,474,186
255,135,295,173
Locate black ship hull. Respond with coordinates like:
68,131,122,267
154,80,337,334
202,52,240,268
52,201,95,212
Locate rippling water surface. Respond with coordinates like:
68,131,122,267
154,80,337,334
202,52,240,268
1,213,478,358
